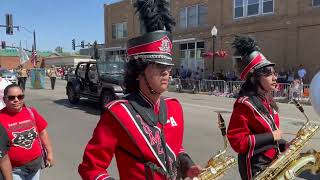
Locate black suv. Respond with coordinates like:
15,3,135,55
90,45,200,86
66,58,125,110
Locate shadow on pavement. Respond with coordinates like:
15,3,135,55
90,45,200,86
53,99,101,116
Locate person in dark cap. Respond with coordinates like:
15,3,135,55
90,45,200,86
226,35,287,180
78,0,201,179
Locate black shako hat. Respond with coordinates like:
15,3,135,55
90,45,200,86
232,35,275,80
127,0,175,66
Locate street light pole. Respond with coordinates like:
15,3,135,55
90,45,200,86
33,30,37,65
211,26,218,74
212,35,216,72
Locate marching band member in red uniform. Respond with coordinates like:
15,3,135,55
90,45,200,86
227,35,287,180
78,0,201,179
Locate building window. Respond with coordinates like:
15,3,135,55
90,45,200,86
313,0,320,6
179,4,208,29
247,0,259,16
263,0,273,13
112,22,127,39
179,41,205,73
198,4,208,25
187,6,197,28
179,9,187,29
234,0,274,19
235,0,244,18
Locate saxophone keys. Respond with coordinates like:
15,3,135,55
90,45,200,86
284,169,296,180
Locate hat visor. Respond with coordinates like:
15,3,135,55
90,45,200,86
255,63,275,71
149,59,174,66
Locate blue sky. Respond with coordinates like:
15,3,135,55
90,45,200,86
0,0,121,52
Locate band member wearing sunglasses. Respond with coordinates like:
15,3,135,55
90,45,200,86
226,35,287,180
0,84,54,180
78,1,201,179
0,123,12,180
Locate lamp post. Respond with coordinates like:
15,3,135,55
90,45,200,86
211,26,218,73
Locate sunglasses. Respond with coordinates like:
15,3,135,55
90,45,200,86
256,66,278,77
6,95,25,101
149,63,172,72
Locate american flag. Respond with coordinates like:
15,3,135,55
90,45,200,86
30,48,37,67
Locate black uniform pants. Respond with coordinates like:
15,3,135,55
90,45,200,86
50,77,56,90
18,77,27,90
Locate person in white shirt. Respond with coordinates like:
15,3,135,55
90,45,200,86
297,64,307,82
0,77,12,109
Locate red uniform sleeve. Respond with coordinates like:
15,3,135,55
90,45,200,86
227,103,274,154
227,103,253,154
78,110,118,180
31,108,48,132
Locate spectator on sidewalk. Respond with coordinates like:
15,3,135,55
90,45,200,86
297,64,307,82
47,65,58,90
0,84,54,180
277,68,288,83
287,69,294,84
17,65,28,91
0,124,12,180
179,65,187,79
0,76,12,110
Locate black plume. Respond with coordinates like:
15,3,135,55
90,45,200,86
134,0,175,33
232,35,260,56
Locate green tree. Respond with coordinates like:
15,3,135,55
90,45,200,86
55,46,63,54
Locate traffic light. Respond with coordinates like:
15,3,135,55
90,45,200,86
72,39,75,50
81,41,84,48
5,14,13,35
1,41,5,49
93,41,99,59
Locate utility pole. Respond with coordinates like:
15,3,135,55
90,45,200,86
33,30,37,63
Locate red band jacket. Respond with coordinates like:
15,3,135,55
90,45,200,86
227,95,286,180
78,91,194,180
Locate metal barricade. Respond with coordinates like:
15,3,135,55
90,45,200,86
272,83,290,100
201,80,226,95
179,79,201,93
168,78,309,104
168,78,182,92
226,81,244,97
288,80,303,101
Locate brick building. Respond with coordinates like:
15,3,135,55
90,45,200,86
104,0,320,82
0,49,58,69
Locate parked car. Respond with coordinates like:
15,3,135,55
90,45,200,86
0,69,17,84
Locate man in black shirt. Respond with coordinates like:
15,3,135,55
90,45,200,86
0,124,12,180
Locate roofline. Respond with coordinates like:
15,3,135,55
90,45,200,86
105,0,126,6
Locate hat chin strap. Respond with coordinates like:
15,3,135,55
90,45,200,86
142,72,160,95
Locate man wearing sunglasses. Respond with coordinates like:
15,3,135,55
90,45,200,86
0,84,54,180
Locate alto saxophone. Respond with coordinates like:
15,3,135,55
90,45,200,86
254,100,320,180
194,112,236,180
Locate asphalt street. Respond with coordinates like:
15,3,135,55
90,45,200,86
23,78,320,180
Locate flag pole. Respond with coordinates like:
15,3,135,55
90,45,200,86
33,30,37,68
